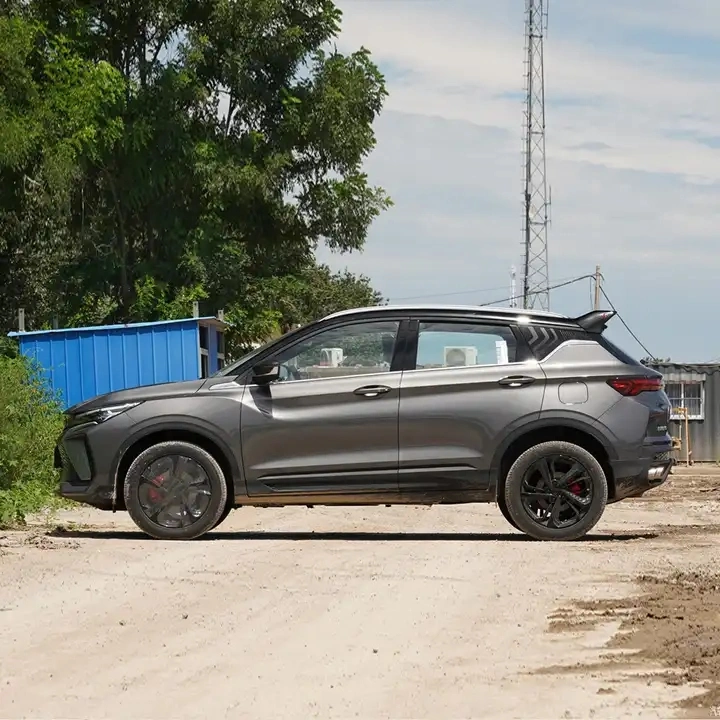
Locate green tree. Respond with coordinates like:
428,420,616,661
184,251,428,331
0,0,390,346
0,13,124,331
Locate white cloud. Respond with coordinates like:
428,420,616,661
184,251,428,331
317,0,720,359
336,0,720,181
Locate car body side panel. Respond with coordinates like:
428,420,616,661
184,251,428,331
240,372,401,496
538,340,628,420
539,340,671,458
398,360,546,492
488,411,620,479
116,391,246,485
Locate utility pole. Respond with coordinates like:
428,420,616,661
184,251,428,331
522,0,551,311
510,265,518,308
593,265,602,310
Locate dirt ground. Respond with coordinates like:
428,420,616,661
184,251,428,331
1,467,720,719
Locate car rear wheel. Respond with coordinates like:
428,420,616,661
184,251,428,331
123,441,228,540
503,441,608,541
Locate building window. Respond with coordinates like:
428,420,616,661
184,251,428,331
665,381,704,420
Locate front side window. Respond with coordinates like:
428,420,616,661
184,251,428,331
268,320,400,381
414,322,518,370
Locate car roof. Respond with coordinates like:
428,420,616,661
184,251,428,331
322,304,569,321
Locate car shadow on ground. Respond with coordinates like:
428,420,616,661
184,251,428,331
48,528,659,542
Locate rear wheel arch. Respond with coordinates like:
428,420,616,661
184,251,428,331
113,426,239,510
493,422,616,501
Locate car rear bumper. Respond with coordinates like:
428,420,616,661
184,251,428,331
609,451,674,502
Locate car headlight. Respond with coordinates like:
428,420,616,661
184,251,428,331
67,402,141,427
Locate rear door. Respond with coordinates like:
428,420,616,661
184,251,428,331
397,318,546,493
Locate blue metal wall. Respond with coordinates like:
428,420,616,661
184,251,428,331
10,318,202,409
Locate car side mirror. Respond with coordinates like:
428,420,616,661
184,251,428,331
251,362,280,385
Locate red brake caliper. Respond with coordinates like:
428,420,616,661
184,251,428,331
569,482,582,495
148,474,166,503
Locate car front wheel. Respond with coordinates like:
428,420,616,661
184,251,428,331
123,441,228,540
503,441,608,541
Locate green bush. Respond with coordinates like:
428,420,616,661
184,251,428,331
0,352,64,527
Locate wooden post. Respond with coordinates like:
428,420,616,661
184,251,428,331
192,301,199,318
593,265,602,310
674,407,691,467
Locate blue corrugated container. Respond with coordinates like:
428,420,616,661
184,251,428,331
8,316,228,409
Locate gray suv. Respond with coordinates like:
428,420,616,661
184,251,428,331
55,305,673,541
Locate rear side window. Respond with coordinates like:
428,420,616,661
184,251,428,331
414,322,518,369
597,336,642,366
519,324,642,366
519,325,589,360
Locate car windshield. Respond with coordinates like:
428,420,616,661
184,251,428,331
212,325,306,377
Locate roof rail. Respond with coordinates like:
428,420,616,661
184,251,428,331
573,309,617,333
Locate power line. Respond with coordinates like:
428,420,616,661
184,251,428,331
598,280,720,374
479,273,596,307
598,285,654,359
390,283,515,302
390,274,584,303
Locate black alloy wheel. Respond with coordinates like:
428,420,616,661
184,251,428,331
503,441,608,541
124,441,228,540
520,455,593,529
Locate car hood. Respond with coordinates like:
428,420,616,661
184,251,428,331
66,379,207,415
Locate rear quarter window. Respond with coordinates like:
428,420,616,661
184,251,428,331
519,325,589,360
597,336,642,366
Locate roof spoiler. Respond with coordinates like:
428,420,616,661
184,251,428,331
573,309,617,334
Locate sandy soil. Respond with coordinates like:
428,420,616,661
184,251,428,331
1,467,719,719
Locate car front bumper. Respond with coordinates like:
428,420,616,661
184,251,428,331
54,417,130,510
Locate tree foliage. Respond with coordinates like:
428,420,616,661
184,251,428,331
0,0,389,345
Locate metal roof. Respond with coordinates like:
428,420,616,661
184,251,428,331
7,315,229,338
322,304,568,321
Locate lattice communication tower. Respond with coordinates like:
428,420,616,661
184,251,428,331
522,0,551,310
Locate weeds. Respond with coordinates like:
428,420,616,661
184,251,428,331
0,353,64,527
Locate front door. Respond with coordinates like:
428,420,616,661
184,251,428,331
240,319,402,497
398,319,546,493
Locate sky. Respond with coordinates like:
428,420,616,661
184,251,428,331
314,0,720,362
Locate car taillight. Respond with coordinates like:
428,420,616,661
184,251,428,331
607,376,663,396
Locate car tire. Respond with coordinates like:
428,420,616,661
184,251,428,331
211,502,233,531
504,441,608,541
497,494,520,531
124,441,228,540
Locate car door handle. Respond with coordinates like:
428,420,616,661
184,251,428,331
498,375,536,388
354,384,391,397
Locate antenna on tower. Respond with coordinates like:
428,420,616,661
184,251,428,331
509,266,518,308
522,0,551,311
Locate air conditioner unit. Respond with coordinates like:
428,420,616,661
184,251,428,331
444,346,477,367
320,347,344,367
